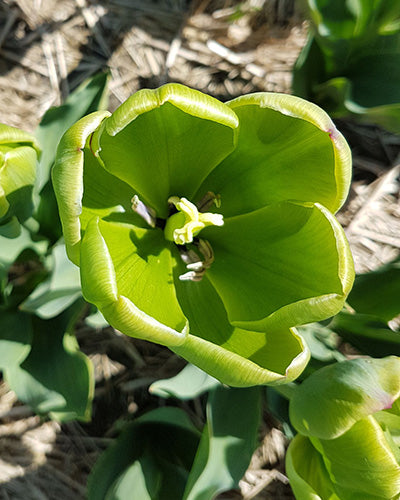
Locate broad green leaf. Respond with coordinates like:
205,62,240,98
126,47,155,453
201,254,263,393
172,269,310,387
347,257,400,322
198,92,351,216
331,311,400,357
329,257,400,357
286,434,339,500
5,300,94,421
204,201,354,332
106,452,160,500
87,407,201,500
183,386,261,500
96,84,239,218
0,226,46,291
35,72,109,191
292,35,327,102
20,243,81,318
150,363,220,400
297,323,345,364
289,357,400,439
294,1,400,133
0,310,32,369
85,308,109,329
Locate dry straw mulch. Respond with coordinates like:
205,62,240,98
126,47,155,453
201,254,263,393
0,1,399,499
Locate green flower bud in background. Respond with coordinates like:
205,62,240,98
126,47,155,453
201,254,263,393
52,83,354,387
287,357,400,500
0,124,40,234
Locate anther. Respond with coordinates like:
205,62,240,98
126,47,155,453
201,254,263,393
131,195,157,228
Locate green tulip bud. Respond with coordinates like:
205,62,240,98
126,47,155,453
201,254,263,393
0,124,40,233
287,357,400,499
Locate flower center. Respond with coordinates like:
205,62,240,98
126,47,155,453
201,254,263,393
164,196,223,245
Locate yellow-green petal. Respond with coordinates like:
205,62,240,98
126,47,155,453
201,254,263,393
80,217,188,346
94,83,239,217
171,271,310,387
204,201,354,332
198,92,351,217
52,111,111,263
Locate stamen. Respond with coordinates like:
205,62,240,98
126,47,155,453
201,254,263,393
178,239,215,282
196,191,221,212
131,195,156,228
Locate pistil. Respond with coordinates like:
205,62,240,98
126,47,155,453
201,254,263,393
164,196,223,245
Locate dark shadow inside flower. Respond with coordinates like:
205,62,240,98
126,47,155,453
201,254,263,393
81,146,149,229
128,227,168,264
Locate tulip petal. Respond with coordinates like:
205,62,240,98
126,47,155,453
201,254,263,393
290,357,400,440
171,269,310,387
52,111,111,263
198,93,351,217
314,416,400,499
286,434,338,500
0,123,39,224
93,83,239,217
80,217,188,345
0,123,41,152
204,201,354,332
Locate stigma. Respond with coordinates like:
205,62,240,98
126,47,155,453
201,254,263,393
164,196,223,245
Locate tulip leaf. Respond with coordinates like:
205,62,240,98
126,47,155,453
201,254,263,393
199,92,351,216
297,323,345,364
205,201,353,332
183,385,261,500
172,268,309,387
293,0,400,133
5,300,93,421
331,311,400,357
20,244,81,318
87,407,201,500
329,257,400,357
149,363,220,400
348,256,400,322
0,226,46,292
290,357,400,440
97,84,238,218
0,310,32,369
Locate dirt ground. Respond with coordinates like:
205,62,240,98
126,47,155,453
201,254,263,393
0,1,399,499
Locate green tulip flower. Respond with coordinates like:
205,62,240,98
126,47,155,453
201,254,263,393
0,124,40,232
287,357,400,500
52,83,354,386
